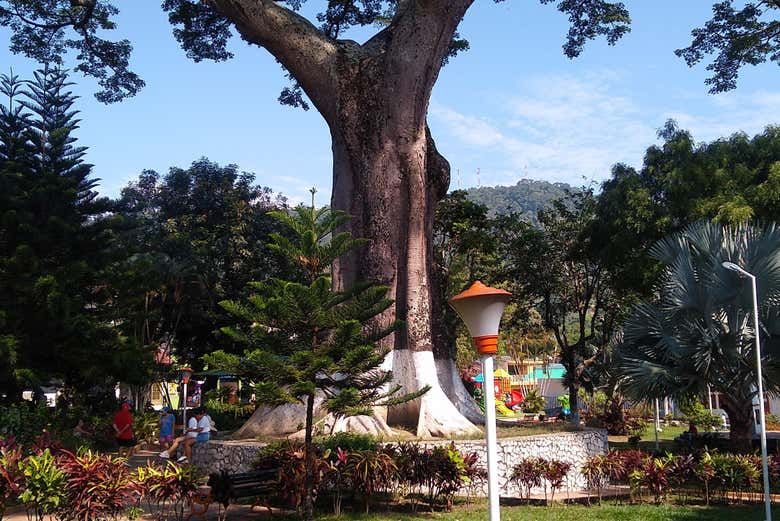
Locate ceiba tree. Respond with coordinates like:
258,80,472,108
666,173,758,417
0,0,772,436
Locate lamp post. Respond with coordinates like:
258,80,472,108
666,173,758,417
722,261,772,521
180,367,193,432
450,281,511,521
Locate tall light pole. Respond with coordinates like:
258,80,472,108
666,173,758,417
450,281,512,521
180,367,193,433
722,261,772,521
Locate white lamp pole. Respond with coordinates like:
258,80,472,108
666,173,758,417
450,281,511,521
722,261,772,521
181,367,193,434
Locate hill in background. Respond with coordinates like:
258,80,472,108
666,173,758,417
465,179,574,223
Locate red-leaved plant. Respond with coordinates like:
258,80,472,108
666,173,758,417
57,449,139,521
135,461,200,521
0,438,22,520
509,457,545,499
542,459,571,502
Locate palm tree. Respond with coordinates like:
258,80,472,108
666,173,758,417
616,220,780,441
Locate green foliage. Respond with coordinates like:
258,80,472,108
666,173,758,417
318,432,378,454
466,180,575,223
616,220,780,440
678,398,722,433
113,159,289,368
134,461,200,521
521,389,546,414
594,123,780,299
495,190,627,418
217,200,421,416
0,1,631,106
217,197,423,519
676,2,780,93
134,412,162,444
202,398,253,432
0,68,123,396
0,403,51,445
18,449,66,521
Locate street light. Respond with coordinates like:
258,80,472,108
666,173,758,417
722,261,772,521
180,367,193,432
450,281,511,521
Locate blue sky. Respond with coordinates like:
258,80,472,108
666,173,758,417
1,1,778,205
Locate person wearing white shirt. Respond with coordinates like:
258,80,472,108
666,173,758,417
158,406,211,463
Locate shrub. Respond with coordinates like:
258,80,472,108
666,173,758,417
390,443,477,511
135,461,200,521
254,440,329,512
692,451,715,503
614,450,649,484
57,449,139,521
390,443,425,503
319,432,378,453
631,457,671,503
203,399,254,432
323,447,350,516
542,459,571,501
709,453,760,500
18,449,66,521
581,454,609,503
0,439,22,519
511,457,571,502
679,398,722,432
133,412,161,445
461,450,487,505
522,389,545,414
346,449,396,513
0,404,52,446
510,457,545,499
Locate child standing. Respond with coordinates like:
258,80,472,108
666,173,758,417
159,407,175,450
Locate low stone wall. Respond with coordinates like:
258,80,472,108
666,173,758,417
192,428,607,497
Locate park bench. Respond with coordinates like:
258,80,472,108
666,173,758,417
188,468,279,520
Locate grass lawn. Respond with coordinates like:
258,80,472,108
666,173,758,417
609,424,688,452
298,503,770,521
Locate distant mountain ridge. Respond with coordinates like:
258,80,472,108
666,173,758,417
465,179,575,223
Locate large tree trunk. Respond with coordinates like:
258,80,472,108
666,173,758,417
721,395,755,445
326,20,480,436
220,0,481,439
330,107,479,437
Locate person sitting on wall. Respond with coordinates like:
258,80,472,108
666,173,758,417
159,407,210,463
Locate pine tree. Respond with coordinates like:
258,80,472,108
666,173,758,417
0,71,32,394
0,67,119,397
212,190,425,521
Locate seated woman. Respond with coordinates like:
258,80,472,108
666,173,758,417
159,407,210,463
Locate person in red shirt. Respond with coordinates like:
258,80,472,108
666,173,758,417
113,402,137,457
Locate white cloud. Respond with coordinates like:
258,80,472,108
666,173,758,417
430,72,780,189
431,72,657,186
664,90,780,143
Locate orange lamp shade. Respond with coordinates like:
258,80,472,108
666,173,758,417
180,367,193,384
449,281,511,355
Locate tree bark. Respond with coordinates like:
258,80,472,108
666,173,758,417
217,0,481,438
721,395,755,444
569,385,580,425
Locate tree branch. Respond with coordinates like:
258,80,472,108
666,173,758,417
208,0,339,120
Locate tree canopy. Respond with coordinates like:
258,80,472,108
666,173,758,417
0,67,124,396
0,0,631,104
616,220,780,440
593,121,780,299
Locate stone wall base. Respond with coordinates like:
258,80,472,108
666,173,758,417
191,428,608,497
